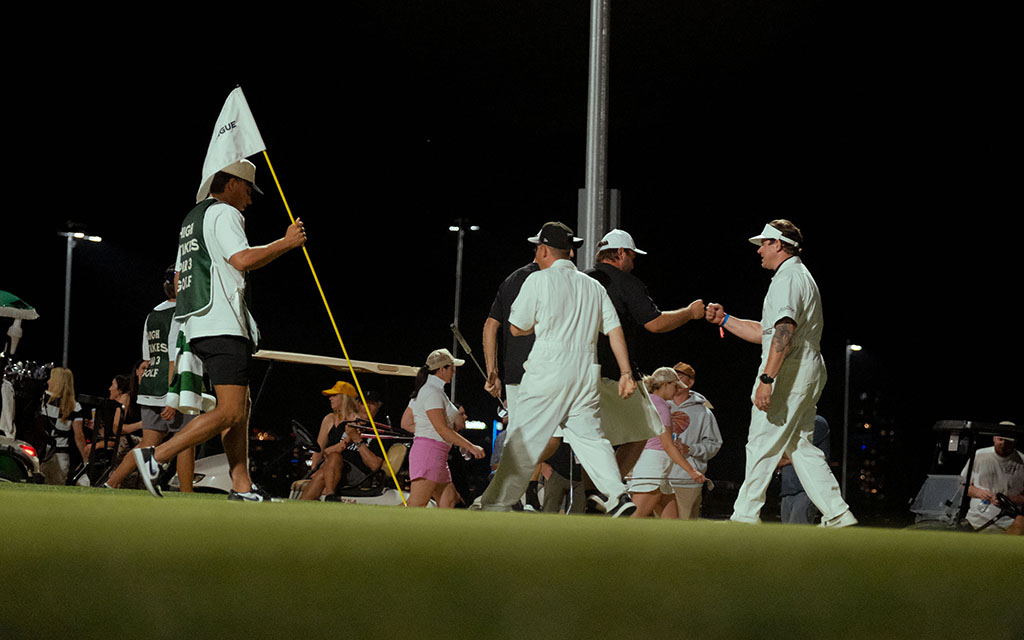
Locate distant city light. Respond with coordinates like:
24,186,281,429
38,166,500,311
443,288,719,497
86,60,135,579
848,344,863,352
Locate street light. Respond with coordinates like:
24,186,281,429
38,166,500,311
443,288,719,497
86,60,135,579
59,228,102,367
842,341,862,499
449,219,479,403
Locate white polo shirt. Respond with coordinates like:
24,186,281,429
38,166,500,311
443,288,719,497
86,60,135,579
174,201,258,343
409,374,457,443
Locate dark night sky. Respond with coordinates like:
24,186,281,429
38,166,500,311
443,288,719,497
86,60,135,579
5,3,1018,500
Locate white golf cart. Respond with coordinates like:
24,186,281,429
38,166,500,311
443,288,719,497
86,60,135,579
169,349,418,505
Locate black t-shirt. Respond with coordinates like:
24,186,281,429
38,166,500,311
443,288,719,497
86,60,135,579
487,262,540,385
544,440,582,479
341,437,385,477
585,262,661,379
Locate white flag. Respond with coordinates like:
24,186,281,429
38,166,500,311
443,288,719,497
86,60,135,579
195,87,267,203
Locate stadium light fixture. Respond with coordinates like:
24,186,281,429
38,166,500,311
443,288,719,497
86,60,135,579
58,227,103,367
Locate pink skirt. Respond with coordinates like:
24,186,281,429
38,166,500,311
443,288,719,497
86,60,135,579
409,437,452,484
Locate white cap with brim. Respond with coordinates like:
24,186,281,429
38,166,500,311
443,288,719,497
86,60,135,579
749,223,799,248
196,158,265,203
596,229,647,255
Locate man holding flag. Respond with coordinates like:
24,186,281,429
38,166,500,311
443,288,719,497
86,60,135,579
132,89,306,500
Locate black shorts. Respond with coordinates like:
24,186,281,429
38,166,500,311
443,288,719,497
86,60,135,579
190,335,251,387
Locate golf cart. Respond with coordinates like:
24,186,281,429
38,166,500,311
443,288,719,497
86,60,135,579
908,419,1023,531
0,435,42,483
170,349,419,503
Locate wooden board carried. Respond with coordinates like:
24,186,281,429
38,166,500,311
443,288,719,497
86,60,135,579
252,349,419,377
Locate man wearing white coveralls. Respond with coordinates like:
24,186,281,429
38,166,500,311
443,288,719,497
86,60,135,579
706,220,856,527
479,222,638,517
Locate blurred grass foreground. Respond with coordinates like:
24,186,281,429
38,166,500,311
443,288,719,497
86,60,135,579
1,483,1021,640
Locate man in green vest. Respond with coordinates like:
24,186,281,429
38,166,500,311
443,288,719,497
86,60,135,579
104,267,197,490
133,158,306,501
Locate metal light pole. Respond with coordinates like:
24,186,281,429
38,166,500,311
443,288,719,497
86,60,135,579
842,341,862,499
449,219,479,403
59,230,102,368
577,0,612,272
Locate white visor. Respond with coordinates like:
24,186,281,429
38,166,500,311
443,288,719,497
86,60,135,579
749,224,799,247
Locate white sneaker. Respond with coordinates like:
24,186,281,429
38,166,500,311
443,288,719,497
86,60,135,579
132,447,163,498
820,510,858,528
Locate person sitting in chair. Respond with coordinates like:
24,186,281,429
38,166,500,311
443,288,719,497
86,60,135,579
301,382,385,500
961,432,1024,532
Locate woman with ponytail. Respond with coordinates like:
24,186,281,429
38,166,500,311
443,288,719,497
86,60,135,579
402,348,485,507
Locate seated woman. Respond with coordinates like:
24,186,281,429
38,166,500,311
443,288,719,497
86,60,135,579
37,367,86,484
94,364,145,465
301,381,384,500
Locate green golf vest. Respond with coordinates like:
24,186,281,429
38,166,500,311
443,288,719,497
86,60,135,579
139,304,176,400
175,199,217,320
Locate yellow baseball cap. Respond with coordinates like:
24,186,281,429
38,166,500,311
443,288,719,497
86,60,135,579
321,381,357,397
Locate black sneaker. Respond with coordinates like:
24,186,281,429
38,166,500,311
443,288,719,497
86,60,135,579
585,490,608,514
525,481,542,511
605,493,637,518
228,485,269,502
132,447,163,498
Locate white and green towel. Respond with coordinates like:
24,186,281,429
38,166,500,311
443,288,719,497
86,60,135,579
166,332,217,415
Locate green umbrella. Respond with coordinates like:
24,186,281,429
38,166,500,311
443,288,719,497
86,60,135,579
1,291,39,355
0,291,39,321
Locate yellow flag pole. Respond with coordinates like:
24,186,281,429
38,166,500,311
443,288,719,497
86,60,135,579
260,150,407,506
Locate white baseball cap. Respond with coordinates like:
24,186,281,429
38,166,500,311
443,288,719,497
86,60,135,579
749,223,799,247
596,229,647,255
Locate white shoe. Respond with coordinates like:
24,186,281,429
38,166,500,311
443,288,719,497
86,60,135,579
820,510,858,528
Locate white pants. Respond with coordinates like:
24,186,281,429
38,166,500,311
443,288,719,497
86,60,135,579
481,351,625,511
731,358,849,523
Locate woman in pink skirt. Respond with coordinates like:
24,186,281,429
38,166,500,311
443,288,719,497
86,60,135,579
402,348,485,507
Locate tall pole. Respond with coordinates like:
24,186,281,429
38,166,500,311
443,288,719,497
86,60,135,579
842,345,849,498
62,234,74,368
578,0,611,273
451,224,466,403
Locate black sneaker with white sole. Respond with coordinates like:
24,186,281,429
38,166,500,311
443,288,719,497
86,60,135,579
585,490,608,514
228,485,269,502
132,447,163,498
605,493,637,518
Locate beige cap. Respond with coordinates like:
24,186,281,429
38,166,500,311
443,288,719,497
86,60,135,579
196,158,264,203
425,348,465,370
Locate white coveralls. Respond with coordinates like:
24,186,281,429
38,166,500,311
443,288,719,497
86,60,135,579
481,259,628,511
730,257,850,523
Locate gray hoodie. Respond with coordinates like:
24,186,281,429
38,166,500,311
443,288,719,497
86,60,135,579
667,391,722,487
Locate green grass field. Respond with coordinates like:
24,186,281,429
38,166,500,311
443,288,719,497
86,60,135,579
2,483,1021,639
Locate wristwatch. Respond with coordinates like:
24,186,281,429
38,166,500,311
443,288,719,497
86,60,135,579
759,373,775,385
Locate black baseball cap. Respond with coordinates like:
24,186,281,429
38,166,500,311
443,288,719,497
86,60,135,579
527,221,584,251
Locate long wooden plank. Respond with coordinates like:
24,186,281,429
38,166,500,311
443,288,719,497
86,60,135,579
252,349,419,377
